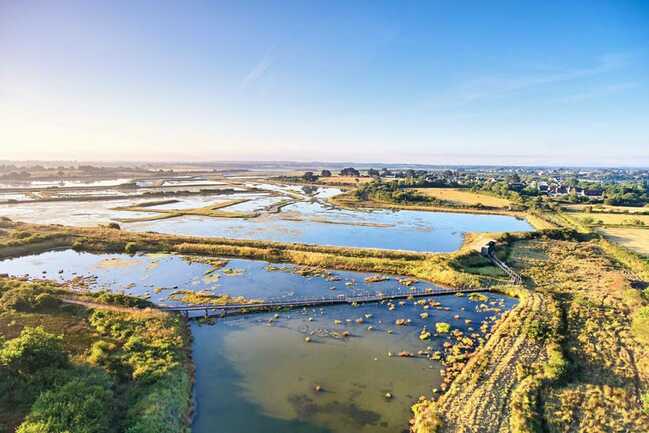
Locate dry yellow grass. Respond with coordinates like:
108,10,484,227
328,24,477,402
599,226,649,256
415,188,512,208
567,211,649,226
563,204,649,214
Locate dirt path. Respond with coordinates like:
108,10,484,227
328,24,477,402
60,297,153,314
433,292,547,433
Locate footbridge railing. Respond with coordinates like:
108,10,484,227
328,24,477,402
161,285,487,318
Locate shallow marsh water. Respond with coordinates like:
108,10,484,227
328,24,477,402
0,184,532,252
0,250,517,433
128,203,532,252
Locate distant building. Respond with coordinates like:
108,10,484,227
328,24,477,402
508,182,525,191
583,188,604,197
537,181,549,192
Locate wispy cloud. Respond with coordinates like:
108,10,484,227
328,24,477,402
458,52,634,102
559,82,639,103
241,48,274,89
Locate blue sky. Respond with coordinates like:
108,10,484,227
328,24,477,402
1,0,648,165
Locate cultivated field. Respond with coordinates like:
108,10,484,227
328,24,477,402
599,227,649,256
562,204,649,214
566,211,649,226
415,188,512,208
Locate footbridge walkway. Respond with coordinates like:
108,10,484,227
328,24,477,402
478,240,523,284
161,285,488,318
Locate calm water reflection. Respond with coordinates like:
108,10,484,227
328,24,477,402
0,250,517,433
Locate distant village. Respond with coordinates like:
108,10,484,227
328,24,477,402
302,166,649,206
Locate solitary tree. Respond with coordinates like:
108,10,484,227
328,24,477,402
303,171,319,182
340,167,360,177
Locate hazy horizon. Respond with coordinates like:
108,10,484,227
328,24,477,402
2,1,648,165
2,157,649,170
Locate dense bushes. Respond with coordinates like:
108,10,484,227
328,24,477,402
354,181,437,205
88,310,183,382
125,369,191,433
0,230,66,249
0,327,79,432
0,327,68,375
94,291,152,309
16,372,114,433
87,310,191,432
0,279,192,433
0,286,60,312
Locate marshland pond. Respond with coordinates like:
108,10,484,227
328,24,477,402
0,250,516,433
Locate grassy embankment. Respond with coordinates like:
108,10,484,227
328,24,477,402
0,187,247,205
0,218,498,290
0,278,193,433
412,201,649,433
410,229,649,433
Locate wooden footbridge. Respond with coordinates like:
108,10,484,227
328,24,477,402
161,285,489,319
478,240,523,284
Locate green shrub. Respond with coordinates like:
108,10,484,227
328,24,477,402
125,242,138,254
34,293,60,310
509,375,543,433
642,392,649,415
0,287,37,311
94,291,151,308
87,340,124,378
543,343,568,380
631,306,649,344
0,326,68,375
16,372,114,433
525,319,551,342
0,286,60,312
11,231,32,239
88,311,182,383
125,369,191,433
